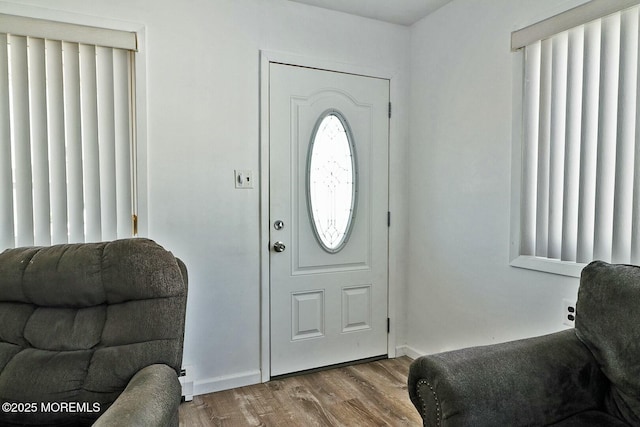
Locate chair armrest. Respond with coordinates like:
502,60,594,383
93,364,181,427
408,329,607,426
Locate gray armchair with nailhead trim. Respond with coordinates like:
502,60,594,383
408,261,640,426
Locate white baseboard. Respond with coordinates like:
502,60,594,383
193,370,262,397
179,365,194,401
396,345,424,360
190,348,426,397
395,345,408,357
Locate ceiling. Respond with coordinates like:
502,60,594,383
286,0,453,26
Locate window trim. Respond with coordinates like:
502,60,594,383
509,49,586,278
0,7,148,246
0,13,137,51
510,0,640,277
512,0,640,51
510,50,587,278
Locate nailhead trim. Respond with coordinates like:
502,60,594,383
416,379,441,427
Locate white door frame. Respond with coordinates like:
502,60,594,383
259,50,400,382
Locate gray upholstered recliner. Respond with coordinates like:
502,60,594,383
408,261,640,426
0,238,187,426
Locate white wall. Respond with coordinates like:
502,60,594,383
405,0,592,356
0,0,410,394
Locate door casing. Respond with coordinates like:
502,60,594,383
259,50,399,382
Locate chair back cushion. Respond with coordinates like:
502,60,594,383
576,261,640,425
0,238,187,426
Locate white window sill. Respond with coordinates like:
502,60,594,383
510,255,587,278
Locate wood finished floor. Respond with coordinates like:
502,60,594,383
178,356,421,426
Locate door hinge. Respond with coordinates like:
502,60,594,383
387,318,391,333
387,211,391,227
388,102,392,118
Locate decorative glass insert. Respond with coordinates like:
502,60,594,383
307,110,357,253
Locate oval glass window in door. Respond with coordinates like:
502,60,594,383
307,110,357,253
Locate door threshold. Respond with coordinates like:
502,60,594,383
270,354,388,380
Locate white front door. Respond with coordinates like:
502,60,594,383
269,62,390,377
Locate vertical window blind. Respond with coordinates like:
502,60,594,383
514,2,640,268
0,14,137,250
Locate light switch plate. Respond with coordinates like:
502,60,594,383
234,170,253,189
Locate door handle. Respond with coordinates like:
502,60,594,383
273,241,286,253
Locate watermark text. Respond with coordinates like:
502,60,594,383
1,401,100,414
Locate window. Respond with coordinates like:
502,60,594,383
511,0,640,277
307,110,357,253
0,14,138,250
